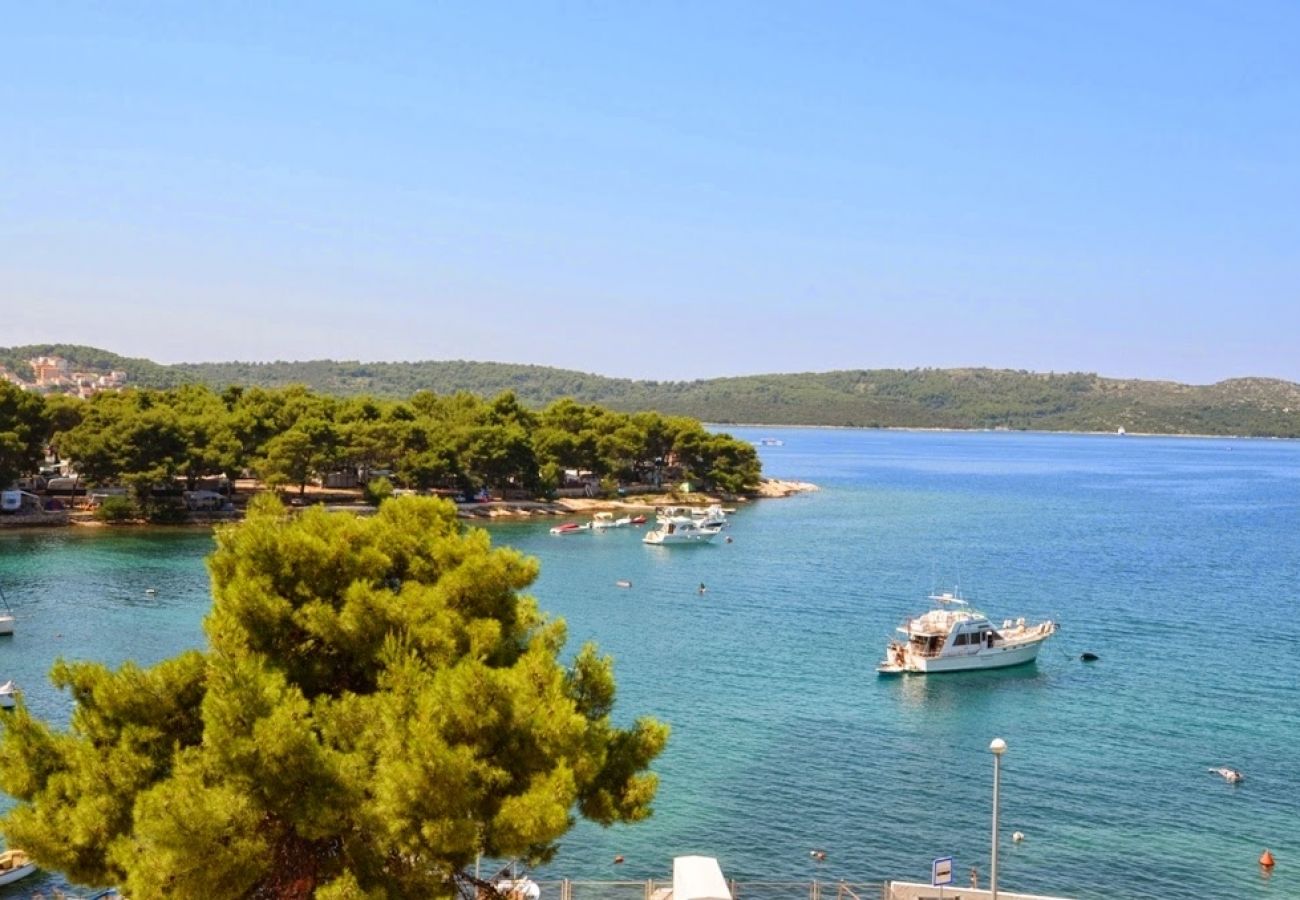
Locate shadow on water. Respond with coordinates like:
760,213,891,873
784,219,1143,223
886,662,1052,712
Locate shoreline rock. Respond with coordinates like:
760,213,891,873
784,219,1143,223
753,478,820,498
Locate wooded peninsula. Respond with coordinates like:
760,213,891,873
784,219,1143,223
0,374,762,522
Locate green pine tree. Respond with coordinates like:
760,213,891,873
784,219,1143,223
0,495,668,899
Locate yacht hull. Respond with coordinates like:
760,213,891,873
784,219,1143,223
643,531,718,545
878,636,1049,675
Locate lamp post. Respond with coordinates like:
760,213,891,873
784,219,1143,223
989,737,1007,900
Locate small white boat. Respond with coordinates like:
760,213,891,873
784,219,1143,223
1208,766,1244,783
877,590,1057,675
643,515,720,545
590,512,633,529
494,878,540,900
0,848,36,885
0,582,14,635
0,681,16,709
691,504,730,530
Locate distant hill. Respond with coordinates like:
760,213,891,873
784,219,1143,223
4,344,1300,437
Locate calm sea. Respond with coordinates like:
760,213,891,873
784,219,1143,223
1,428,1296,899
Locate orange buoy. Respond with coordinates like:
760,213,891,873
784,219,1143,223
1259,849,1275,868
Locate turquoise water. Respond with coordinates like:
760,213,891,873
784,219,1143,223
1,428,1297,898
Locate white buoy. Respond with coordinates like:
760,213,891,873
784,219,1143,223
1012,831,1025,843
145,588,157,595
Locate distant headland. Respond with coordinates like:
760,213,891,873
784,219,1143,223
4,343,1300,438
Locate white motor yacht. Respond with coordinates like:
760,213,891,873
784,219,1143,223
877,590,1057,675
643,515,720,545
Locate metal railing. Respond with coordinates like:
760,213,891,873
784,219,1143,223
529,880,889,900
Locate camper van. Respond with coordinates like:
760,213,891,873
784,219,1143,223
183,490,227,511
1,491,42,514
45,476,84,495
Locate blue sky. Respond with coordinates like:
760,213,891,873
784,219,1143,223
4,2,1298,382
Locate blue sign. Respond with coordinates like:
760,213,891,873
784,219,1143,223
931,856,954,887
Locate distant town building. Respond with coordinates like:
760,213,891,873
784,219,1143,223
14,356,127,396
30,355,70,385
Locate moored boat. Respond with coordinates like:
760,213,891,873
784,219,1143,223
0,681,16,710
877,590,1056,675
590,512,633,529
0,583,14,635
549,522,587,535
691,504,730,530
642,515,720,545
0,848,35,885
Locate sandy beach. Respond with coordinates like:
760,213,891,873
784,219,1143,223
453,479,819,519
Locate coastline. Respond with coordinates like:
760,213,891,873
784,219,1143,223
0,479,820,530
716,421,1298,441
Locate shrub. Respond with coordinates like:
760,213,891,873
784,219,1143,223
95,496,135,523
363,476,394,506
146,503,189,525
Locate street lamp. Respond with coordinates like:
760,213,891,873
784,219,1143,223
989,737,1007,900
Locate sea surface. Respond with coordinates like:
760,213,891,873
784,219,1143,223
1,428,1297,899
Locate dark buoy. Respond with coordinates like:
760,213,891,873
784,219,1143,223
1080,652,1099,662
698,583,707,595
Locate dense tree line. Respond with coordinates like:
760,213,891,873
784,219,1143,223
0,382,51,489
3,381,762,510
8,346,1300,437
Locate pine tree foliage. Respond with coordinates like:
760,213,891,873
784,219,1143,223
0,496,669,899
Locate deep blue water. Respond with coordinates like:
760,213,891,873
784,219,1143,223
1,428,1297,899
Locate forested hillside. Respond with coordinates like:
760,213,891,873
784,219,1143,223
5,345,1300,437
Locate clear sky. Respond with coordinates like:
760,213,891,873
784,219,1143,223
4,2,1299,383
